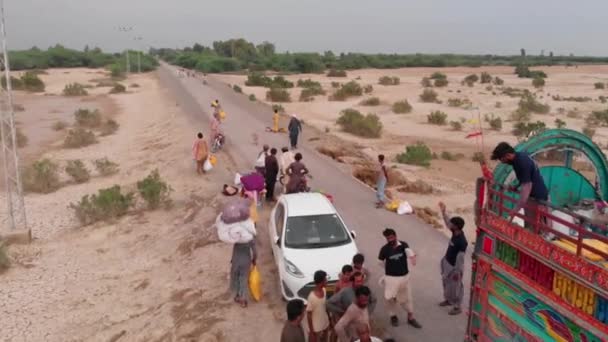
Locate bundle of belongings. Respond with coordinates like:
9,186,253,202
216,198,256,244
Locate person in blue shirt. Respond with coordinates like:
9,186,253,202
491,142,549,226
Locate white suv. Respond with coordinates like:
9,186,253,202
268,193,358,301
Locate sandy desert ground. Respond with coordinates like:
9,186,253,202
215,65,608,238
1,69,283,341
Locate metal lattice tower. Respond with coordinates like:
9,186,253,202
0,0,26,231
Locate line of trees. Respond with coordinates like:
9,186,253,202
152,39,608,74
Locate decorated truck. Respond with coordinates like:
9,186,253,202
467,129,608,341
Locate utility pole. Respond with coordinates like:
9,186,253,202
118,26,133,75
0,0,26,232
125,49,130,74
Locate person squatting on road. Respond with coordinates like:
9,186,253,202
375,154,389,208
378,228,422,329
230,239,256,308
192,132,208,174
286,153,309,194
288,114,302,149
438,202,468,315
265,148,279,202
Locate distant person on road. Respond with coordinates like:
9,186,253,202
438,202,468,315
334,286,372,342
307,270,330,342
335,265,354,293
210,112,221,142
378,228,422,329
286,153,309,194
352,253,370,284
255,144,270,175
288,114,302,149
281,299,306,342
192,132,208,174
273,109,280,132
280,147,295,193
230,239,256,308
375,154,389,209
491,142,549,226
265,148,279,202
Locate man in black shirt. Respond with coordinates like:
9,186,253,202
438,202,468,315
378,228,422,329
264,148,279,201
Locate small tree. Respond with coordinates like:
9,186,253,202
594,82,606,90
427,111,447,125
74,108,102,127
65,159,91,184
94,158,119,176
419,89,439,103
532,77,545,88
22,159,61,193
336,109,382,138
480,72,492,84
392,100,412,114
396,142,433,167
266,88,291,102
463,74,479,86
64,128,97,148
493,77,504,85
137,169,172,209
70,185,134,225
21,72,45,92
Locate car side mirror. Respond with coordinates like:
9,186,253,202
350,230,357,239
275,236,281,246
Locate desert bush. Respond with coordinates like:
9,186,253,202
583,126,596,138
567,109,580,118
297,79,321,88
502,87,528,98
360,97,380,106
330,81,363,101
327,69,347,77
594,82,605,90
419,88,439,103
266,88,291,102
421,77,432,88
22,159,60,193
585,109,608,127
430,72,447,80
363,84,373,94
65,159,90,184
94,158,119,176
232,84,242,93
472,152,486,163
336,109,382,138
554,118,566,129
70,185,134,225
396,142,433,167
245,72,271,87
434,78,448,87
21,72,45,92
510,109,532,122
552,95,591,102
271,76,294,88
493,77,504,85
249,94,256,101
532,77,545,88
518,93,550,114
0,243,9,272
600,96,607,104
447,98,466,107
100,119,119,136
463,74,479,86
63,83,88,96
64,128,97,148
109,64,124,78
392,100,412,114
450,121,463,131
53,120,68,131
512,121,546,138
495,101,502,108
515,65,547,79
441,151,464,161
299,86,325,101
427,111,447,125
137,169,172,209
379,76,400,86
74,108,102,128
331,81,341,88
484,114,502,131
1,75,24,90
480,72,492,84
109,83,126,94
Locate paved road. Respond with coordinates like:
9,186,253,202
158,64,471,341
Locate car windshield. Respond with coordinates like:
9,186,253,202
284,214,351,249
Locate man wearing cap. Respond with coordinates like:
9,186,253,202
490,142,549,227
288,114,302,150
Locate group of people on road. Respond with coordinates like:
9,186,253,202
254,143,310,202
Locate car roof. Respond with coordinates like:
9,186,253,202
281,193,337,217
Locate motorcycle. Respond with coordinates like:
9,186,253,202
280,173,312,193
211,133,225,153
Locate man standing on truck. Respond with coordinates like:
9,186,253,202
491,142,549,226
438,202,468,315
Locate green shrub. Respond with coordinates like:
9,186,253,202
266,88,291,102
110,64,124,78
22,159,60,193
392,100,412,114
502,87,528,98
64,128,97,148
363,84,373,94
330,81,363,101
583,126,596,138
299,86,325,101
493,77,504,85
21,72,45,92
600,96,607,104
554,118,566,128
515,64,547,79
53,120,68,131
419,89,439,103
472,152,486,163
480,72,492,84
594,82,605,90
434,78,448,87
331,81,341,88
463,74,479,86
518,93,550,114
379,76,400,86
396,142,433,167
100,119,119,136
427,111,447,125
421,77,432,87
552,95,591,102
232,84,242,93
327,69,347,77
512,121,546,138
430,72,447,80
65,159,90,184
70,185,134,225
109,83,126,94
450,121,463,131
297,79,322,88
63,83,88,96
0,243,9,272
441,151,464,161
585,109,608,127
1,75,24,90
360,97,380,106
484,114,502,131
249,94,256,101
510,109,531,122
336,109,382,138
137,169,172,209
74,108,102,127
532,77,545,88
271,76,294,88
94,158,119,176
447,98,467,107
245,72,271,87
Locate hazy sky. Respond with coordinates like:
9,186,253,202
6,0,608,55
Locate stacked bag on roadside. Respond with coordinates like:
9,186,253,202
216,197,256,244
